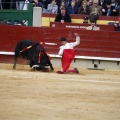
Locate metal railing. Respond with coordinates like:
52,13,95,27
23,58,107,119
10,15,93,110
0,2,33,26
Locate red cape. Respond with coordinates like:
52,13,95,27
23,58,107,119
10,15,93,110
61,49,76,72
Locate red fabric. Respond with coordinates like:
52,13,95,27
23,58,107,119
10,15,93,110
20,43,37,53
20,47,28,53
118,17,120,21
40,42,45,45
61,49,76,72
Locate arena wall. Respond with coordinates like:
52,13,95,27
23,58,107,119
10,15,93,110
0,24,120,70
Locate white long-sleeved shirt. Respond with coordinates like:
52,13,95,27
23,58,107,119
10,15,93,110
58,36,80,56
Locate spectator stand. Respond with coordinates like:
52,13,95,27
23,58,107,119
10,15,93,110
42,13,119,27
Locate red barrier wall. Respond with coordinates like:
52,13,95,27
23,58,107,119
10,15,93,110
0,25,120,62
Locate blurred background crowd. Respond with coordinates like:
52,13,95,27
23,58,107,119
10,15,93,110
0,0,120,16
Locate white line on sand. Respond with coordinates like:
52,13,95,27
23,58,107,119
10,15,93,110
56,78,120,84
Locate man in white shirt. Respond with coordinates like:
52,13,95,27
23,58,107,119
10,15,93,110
57,33,80,74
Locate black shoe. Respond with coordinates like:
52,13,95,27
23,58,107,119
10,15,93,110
75,68,79,74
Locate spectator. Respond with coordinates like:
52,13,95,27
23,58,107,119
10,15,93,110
16,0,25,10
78,0,90,15
47,0,58,13
87,0,93,6
114,17,120,31
102,0,119,16
98,0,106,7
89,0,101,23
111,0,119,16
118,1,120,15
29,0,51,10
57,0,66,13
28,0,36,6
38,0,51,9
65,0,72,8
56,0,61,8
56,33,80,74
76,0,84,8
86,21,100,30
98,0,106,15
55,7,71,23
103,0,112,16
67,0,78,14
83,16,89,23
0,0,3,9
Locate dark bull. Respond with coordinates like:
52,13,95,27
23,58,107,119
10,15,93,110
13,40,54,71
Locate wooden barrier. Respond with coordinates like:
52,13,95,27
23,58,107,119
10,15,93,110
0,25,120,63
50,22,115,31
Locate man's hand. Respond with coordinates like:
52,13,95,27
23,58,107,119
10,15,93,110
61,20,64,23
114,23,117,27
75,33,79,37
102,9,105,12
113,9,116,12
34,0,38,4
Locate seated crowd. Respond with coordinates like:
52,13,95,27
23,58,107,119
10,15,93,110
32,0,119,16
0,0,120,16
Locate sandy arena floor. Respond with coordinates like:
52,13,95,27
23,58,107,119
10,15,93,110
0,63,120,120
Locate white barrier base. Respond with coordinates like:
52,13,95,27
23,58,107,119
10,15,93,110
0,51,120,70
